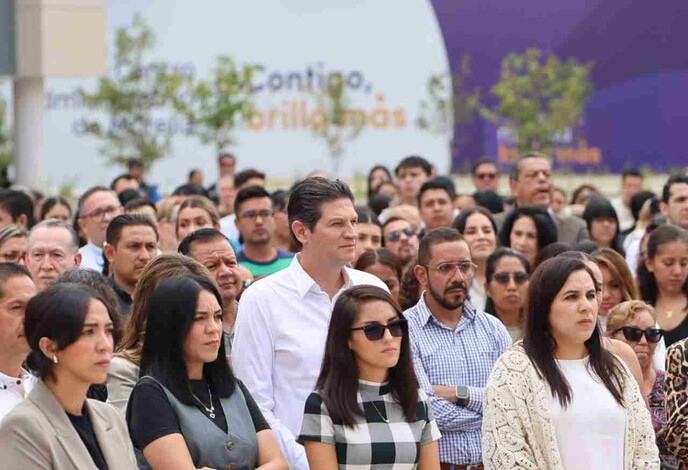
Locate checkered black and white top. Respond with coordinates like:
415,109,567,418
298,380,441,469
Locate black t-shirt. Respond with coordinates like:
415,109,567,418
67,408,109,470
128,378,270,450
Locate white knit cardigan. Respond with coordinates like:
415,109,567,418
482,345,660,469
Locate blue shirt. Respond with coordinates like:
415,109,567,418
404,294,511,465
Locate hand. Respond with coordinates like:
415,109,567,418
431,385,457,403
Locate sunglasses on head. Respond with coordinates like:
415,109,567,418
385,227,417,242
613,326,664,343
492,272,529,286
351,318,406,341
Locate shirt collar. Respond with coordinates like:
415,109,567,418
417,291,477,327
289,255,352,299
108,276,132,302
0,368,33,388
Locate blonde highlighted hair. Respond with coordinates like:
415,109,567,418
605,300,656,335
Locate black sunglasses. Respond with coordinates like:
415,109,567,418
492,272,529,286
385,227,417,242
613,326,664,344
351,318,406,341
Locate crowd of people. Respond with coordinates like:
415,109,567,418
0,150,686,469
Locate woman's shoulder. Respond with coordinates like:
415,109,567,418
494,343,532,369
87,398,127,427
108,355,139,378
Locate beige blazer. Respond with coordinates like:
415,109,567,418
106,355,140,418
0,379,137,469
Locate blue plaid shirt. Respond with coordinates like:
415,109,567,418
405,294,511,465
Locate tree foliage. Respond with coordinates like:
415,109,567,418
78,14,176,168
482,48,593,152
416,54,481,154
165,57,255,152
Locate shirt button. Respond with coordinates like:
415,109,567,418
226,441,233,449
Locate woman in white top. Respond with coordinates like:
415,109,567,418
482,257,659,469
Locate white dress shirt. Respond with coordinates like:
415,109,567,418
232,255,388,469
78,242,104,273
611,196,635,232
0,368,36,423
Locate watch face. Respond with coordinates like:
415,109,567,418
457,386,469,399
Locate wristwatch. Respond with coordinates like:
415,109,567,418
455,385,470,407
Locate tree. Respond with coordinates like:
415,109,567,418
166,57,255,153
78,14,177,168
416,54,481,156
482,48,593,152
311,74,364,176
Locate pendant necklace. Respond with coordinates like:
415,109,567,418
193,385,216,419
370,401,389,423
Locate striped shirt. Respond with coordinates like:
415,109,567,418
404,294,510,465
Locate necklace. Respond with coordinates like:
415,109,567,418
370,401,389,423
192,385,215,419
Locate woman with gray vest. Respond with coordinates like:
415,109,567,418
126,275,287,470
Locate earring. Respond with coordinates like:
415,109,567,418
52,356,58,364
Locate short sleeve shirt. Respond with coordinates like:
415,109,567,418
298,381,440,468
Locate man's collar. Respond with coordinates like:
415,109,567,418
290,255,351,299
417,292,476,326
108,276,132,301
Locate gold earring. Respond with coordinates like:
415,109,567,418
52,356,58,364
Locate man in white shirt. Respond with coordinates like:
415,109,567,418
0,264,37,421
611,168,643,233
76,186,123,273
232,177,388,469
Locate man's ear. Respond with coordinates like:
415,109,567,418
291,220,309,246
103,243,115,263
660,201,669,217
74,252,82,267
413,264,428,290
509,178,518,197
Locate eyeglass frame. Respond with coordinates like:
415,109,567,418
238,209,274,221
79,205,122,221
423,261,477,277
384,227,418,242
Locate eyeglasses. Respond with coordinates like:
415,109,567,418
81,205,121,221
0,250,26,264
476,172,498,180
385,227,417,242
425,261,477,277
492,272,529,285
351,318,406,341
240,209,273,220
613,326,665,343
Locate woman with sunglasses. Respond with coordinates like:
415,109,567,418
483,257,659,469
484,248,530,342
605,300,677,467
299,285,441,469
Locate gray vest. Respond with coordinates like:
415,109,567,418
135,377,258,470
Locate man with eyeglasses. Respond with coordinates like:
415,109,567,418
76,186,123,272
471,158,501,193
234,186,293,278
405,228,511,469
382,217,420,265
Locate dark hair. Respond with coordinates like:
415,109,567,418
484,248,530,316
622,168,643,180
124,197,157,215
77,186,112,216
573,240,599,254
473,190,504,214
368,193,393,218
106,214,159,247
367,165,393,200
417,178,456,206
139,275,235,404
40,197,72,221
399,264,422,310
0,263,32,299
178,228,231,256
355,206,380,227
117,188,143,207
188,169,202,181
533,242,573,270
354,248,402,281
0,189,35,228
54,269,123,343
471,157,499,176
270,190,290,213
172,183,209,198
234,169,266,188
24,283,119,380
218,152,236,163
662,175,688,204
287,177,354,249
523,257,625,408
315,286,418,426
127,158,144,169
570,184,599,205
394,155,433,177
418,227,464,266
630,191,656,222
110,173,135,191
638,225,688,305
234,185,271,216
509,151,549,181
582,196,624,255
498,206,557,251
453,206,498,235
